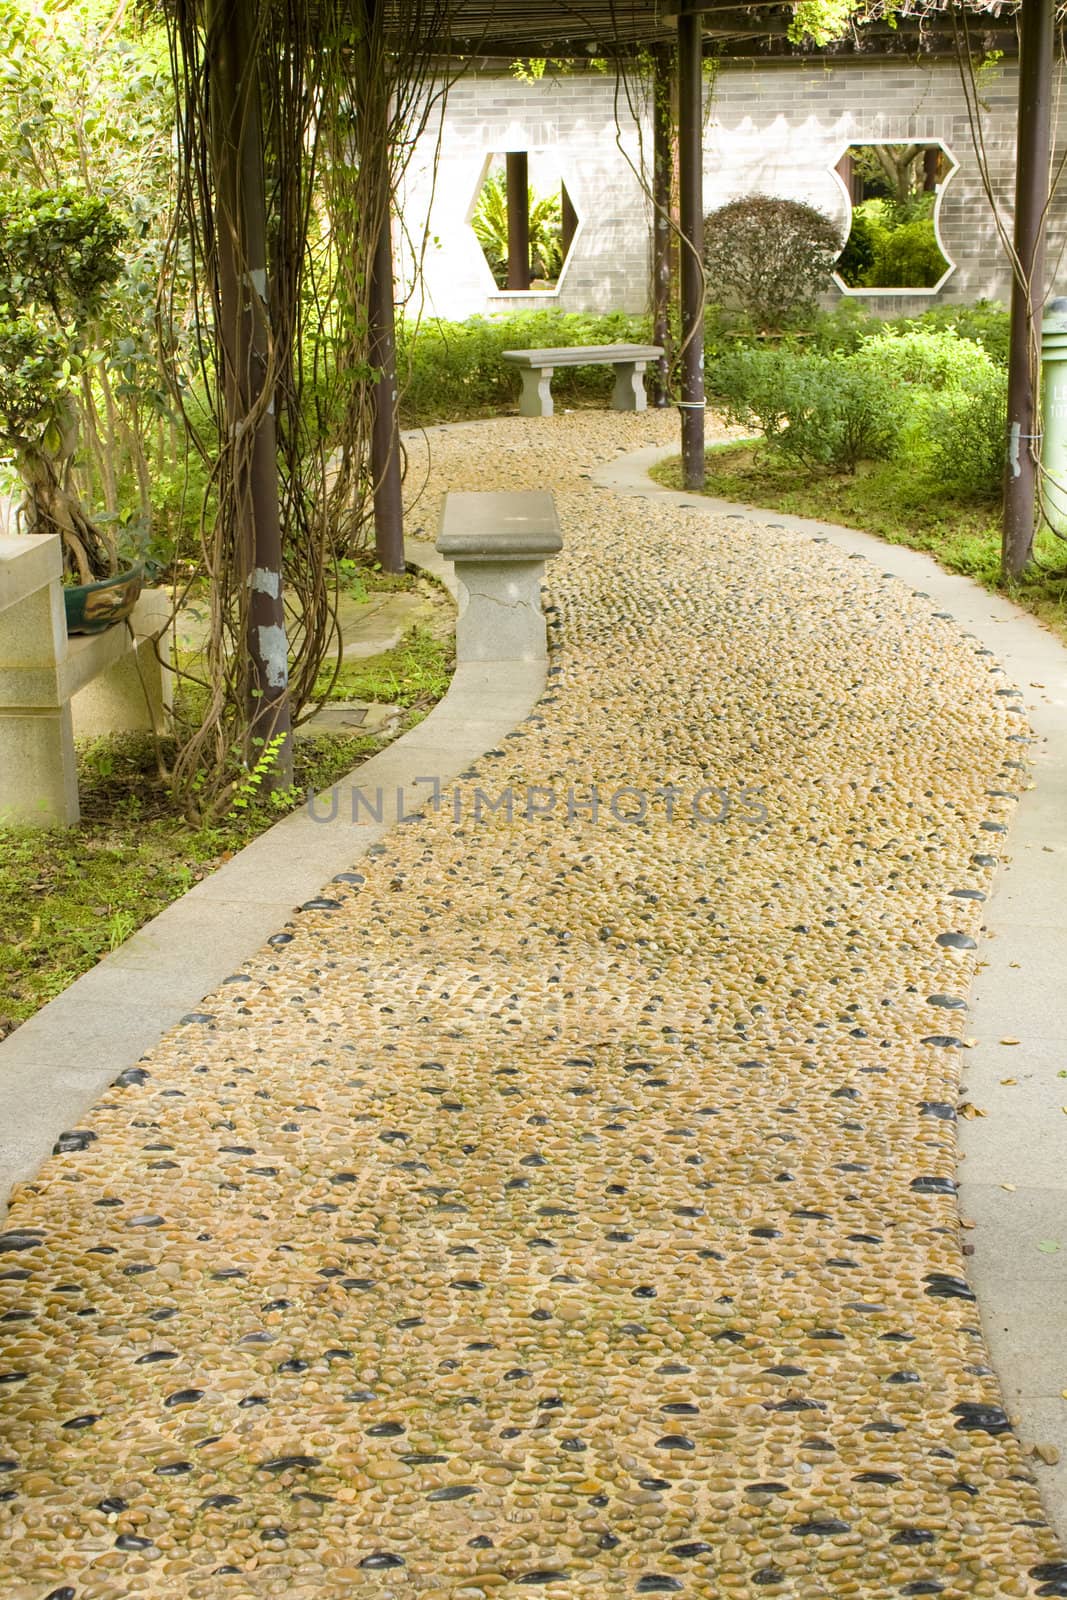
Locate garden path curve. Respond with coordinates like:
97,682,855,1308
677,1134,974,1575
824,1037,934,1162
1,412,1063,1600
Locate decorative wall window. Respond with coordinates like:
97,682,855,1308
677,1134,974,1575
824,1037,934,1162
832,140,958,295
469,152,580,294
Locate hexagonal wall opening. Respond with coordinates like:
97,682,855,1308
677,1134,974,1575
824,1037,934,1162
832,140,957,295
469,152,581,293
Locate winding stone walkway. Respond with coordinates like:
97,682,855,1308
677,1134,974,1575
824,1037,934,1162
2,412,1064,1599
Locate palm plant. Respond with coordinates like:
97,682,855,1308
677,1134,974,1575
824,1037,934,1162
471,169,564,287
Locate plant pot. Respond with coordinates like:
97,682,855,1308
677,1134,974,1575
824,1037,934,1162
64,562,144,636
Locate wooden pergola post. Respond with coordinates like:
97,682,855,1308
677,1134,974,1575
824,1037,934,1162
506,151,531,289
368,163,405,574
676,1,706,489
206,0,293,787
651,41,674,408
1003,0,1055,577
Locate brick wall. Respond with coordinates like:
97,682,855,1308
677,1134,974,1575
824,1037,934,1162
396,58,1055,323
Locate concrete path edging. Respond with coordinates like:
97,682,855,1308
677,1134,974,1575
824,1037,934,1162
0,537,547,1211
597,442,1067,1536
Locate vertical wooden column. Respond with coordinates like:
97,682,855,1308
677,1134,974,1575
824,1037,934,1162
368,168,405,574
506,151,531,290
651,42,674,408
561,182,578,260
1004,0,1054,577
677,4,706,490
206,0,292,786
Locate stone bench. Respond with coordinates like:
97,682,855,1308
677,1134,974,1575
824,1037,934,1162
501,343,664,419
0,533,173,827
437,491,561,663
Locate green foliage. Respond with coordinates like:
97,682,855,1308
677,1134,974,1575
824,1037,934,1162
703,194,843,332
471,169,564,287
314,626,453,707
788,0,858,45
899,301,1009,366
711,346,904,475
919,368,1008,500
869,217,946,288
851,326,996,391
834,206,878,286
0,185,125,315
0,185,125,446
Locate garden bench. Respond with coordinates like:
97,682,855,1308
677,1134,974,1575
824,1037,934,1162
501,343,664,418
437,490,561,662
0,533,172,827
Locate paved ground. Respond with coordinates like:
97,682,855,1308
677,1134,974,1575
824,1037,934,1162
2,412,1064,1600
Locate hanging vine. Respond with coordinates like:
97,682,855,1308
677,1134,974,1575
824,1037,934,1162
156,0,454,821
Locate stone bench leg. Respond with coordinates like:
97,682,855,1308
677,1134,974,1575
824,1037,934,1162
0,535,79,826
452,558,549,663
72,592,173,739
517,366,555,418
611,360,649,413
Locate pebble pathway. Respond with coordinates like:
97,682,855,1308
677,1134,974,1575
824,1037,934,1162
2,411,1065,1600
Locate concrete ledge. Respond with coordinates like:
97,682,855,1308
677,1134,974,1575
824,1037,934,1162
596,442,1067,1539
0,535,547,1210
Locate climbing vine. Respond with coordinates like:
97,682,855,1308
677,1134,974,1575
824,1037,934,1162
157,0,452,821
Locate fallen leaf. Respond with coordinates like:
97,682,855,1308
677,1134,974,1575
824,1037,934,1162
959,1217,977,1229
1037,1241,1060,1253
1000,1037,1021,1046
1034,1443,1061,1465
1058,1071,1067,1079
1010,961,1022,968
1000,1077,1017,1086
957,1102,987,1119
1002,1183,1017,1192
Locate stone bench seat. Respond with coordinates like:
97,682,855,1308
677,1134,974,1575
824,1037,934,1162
501,343,664,418
437,490,561,663
0,533,172,826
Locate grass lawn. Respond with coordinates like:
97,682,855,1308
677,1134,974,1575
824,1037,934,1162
0,585,454,1036
651,441,1067,646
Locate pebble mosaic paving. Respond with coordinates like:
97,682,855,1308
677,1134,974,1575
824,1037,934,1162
2,411,1065,1599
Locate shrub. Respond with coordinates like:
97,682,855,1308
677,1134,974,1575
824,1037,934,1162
868,217,946,288
899,301,1009,366
703,194,844,331
711,346,903,474
921,368,1007,500
851,326,996,392
835,199,890,288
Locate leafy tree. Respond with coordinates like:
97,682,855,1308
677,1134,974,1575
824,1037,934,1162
0,0,181,558
0,185,126,578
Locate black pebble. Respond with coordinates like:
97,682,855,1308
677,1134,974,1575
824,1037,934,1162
164,1389,203,1406
925,1273,975,1301
360,1552,404,1569
669,1542,713,1557
636,1580,682,1594
426,1485,477,1501
952,1401,1010,1433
